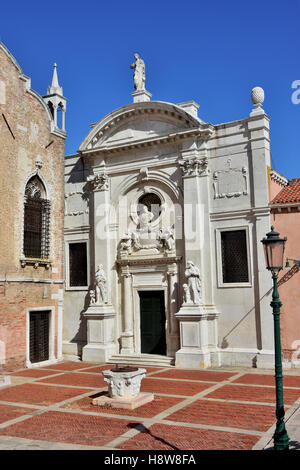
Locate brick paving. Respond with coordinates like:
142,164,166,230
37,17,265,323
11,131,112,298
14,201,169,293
0,361,299,450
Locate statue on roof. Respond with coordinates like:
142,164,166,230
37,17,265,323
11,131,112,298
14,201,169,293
130,53,146,91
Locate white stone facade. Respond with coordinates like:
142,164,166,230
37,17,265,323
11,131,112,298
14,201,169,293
63,92,274,369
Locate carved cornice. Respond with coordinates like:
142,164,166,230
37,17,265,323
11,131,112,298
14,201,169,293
80,126,214,157
117,256,182,267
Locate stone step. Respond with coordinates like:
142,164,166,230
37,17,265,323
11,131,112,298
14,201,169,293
108,354,175,368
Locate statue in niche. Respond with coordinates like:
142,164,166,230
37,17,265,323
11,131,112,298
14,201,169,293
158,227,175,251
95,264,107,304
130,53,146,91
138,205,154,232
184,261,202,304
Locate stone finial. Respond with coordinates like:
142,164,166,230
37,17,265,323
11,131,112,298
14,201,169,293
251,86,265,108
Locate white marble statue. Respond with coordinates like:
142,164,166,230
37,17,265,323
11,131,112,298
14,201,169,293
158,227,175,251
89,289,96,305
138,205,154,231
130,53,146,91
95,264,107,304
185,261,201,304
183,283,192,304
120,231,134,253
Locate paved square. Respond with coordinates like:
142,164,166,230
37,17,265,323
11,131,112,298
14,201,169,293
0,383,88,406
117,423,261,450
0,361,299,450
166,399,276,432
39,372,106,389
0,410,139,447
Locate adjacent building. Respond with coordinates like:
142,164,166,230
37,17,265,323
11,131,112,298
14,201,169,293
269,171,300,367
0,43,66,371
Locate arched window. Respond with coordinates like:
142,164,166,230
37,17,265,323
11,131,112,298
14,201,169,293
23,176,50,259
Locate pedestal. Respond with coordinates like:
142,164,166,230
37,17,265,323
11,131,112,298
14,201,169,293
132,90,152,103
175,304,218,369
82,304,117,362
92,367,154,410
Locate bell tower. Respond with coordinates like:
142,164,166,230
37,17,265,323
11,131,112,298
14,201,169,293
43,63,67,132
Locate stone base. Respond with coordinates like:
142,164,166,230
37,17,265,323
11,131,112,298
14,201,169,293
92,392,154,410
175,349,211,369
82,344,117,362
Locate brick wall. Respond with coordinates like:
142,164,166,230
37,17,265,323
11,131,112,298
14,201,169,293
0,43,65,371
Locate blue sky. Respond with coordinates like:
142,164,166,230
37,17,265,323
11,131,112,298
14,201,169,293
1,0,299,179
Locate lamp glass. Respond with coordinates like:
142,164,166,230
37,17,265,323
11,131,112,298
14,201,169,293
263,239,285,272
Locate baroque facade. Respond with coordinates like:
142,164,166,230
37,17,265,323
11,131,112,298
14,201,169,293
0,43,66,371
63,60,275,369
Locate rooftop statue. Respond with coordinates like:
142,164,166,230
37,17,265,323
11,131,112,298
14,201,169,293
130,53,146,91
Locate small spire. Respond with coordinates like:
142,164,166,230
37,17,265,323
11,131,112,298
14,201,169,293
47,62,63,96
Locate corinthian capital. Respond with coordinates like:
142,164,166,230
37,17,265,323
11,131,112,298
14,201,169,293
87,172,109,192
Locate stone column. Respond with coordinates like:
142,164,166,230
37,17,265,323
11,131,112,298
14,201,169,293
120,267,134,354
167,263,180,355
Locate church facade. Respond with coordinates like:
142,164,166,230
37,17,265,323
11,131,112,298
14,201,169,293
63,60,274,369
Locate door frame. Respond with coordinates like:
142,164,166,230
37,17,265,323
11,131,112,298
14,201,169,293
26,306,56,368
133,286,168,355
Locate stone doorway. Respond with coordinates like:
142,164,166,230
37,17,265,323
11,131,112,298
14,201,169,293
139,290,166,355
29,311,50,363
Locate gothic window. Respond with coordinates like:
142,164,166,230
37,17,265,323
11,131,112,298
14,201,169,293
23,176,50,259
221,230,249,283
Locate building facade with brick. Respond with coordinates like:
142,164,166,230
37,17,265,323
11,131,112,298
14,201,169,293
0,42,66,371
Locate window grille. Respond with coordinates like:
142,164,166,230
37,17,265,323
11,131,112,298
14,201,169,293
221,230,249,283
23,176,50,259
69,242,88,287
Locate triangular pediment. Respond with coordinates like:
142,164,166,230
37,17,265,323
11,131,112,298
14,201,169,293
79,101,205,153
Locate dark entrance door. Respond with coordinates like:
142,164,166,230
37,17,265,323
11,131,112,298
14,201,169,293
30,311,50,363
139,291,166,355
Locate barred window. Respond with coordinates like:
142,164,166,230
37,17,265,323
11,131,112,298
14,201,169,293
221,230,249,283
69,242,88,287
23,176,50,259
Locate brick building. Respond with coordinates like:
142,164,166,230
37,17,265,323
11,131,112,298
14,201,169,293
0,42,66,371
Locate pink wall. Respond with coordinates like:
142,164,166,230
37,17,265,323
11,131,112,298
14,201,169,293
271,210,300,360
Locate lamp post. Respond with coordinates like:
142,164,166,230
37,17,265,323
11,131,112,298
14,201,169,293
261,226,289,450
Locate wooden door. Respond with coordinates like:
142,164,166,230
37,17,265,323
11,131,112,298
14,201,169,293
139,291,166,355
30,311,50,363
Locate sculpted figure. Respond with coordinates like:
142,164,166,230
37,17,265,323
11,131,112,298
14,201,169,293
185,261,201,304
95,264,107,304
158,227,175,251
89,289,96,305
183,283,192,304
120,231,134,253
138,205,154,231
130,53,146,91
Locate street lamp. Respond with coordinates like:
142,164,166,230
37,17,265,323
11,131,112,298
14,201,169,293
261,226,289,450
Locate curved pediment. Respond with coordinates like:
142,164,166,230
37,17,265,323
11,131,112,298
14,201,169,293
79,101,209,153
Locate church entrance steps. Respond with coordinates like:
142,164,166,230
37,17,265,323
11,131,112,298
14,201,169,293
107,353,175,368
